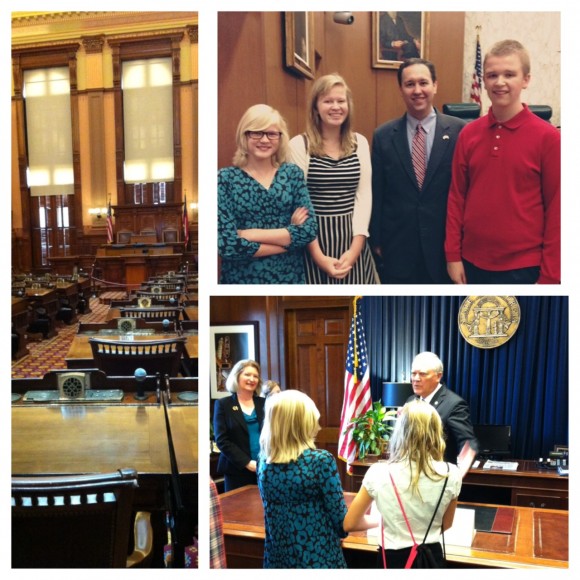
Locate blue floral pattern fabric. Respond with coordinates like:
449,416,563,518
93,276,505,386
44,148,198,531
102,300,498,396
218,163,318,284
257,448,348,568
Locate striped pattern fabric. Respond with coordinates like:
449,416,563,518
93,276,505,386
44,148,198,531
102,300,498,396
412,124,426,189
338,296,372,473
305,153,377,284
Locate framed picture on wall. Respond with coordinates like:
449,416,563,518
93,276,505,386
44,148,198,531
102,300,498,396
210,322,259,398
284,12,315,79
372,12,427,69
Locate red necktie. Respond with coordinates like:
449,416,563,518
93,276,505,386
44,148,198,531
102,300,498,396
412,123,426,189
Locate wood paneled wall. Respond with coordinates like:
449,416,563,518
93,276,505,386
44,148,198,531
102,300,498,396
218,11,465,169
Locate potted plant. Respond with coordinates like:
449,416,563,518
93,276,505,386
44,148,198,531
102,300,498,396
347,401,398,460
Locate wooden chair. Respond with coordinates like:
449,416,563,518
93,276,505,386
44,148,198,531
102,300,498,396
89,336,186,377
78,318,179,335
116,230,133,244
136,290,183,303
12,468,152,568
162,228,179,243
118,306,183,322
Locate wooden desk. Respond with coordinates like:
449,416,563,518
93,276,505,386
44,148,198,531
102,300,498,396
24,287,59,338
183,306,198,321
349,458,568,510
65,333,198,368
94,253,183,287
167,405,198,474
12,404,171,476
54,281,80,324
219,485,568,569
11,296,30,359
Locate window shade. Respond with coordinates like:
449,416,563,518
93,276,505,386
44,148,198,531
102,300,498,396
24,67,74,197
122,58,174,183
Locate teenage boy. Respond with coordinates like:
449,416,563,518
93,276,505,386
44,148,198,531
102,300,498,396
445,40,560,284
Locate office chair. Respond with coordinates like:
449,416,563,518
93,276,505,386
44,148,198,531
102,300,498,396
12,468,152,568
442,103,481,121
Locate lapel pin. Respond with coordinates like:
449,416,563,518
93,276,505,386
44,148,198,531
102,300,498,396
233,406,239,411
443,135,450,140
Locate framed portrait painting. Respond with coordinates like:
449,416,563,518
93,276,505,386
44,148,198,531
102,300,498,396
372,12,427,69
210,322,259,398
284,12,315,79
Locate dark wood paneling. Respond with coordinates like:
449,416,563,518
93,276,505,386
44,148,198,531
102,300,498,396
218,11,465,168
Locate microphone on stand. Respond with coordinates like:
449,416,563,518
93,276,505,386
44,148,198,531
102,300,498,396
134,367,147,400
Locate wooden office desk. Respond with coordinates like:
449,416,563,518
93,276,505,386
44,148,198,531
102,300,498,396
11,296,30,359
349,458,568,510
218,485,568,569
24,287,59,338
166,405,198,474
65,333,198,368
12,404,171,476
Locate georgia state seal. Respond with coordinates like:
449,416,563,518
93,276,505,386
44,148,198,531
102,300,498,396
458,296,520,349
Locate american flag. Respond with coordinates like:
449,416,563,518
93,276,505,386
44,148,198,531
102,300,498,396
182,196,189,248
470,33,483,106
106,200,114,244
338,296,372,474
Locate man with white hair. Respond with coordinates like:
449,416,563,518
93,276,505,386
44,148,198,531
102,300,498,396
409,351,478,477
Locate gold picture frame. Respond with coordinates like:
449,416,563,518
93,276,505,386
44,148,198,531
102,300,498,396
284,12,315,79
372,12,427,70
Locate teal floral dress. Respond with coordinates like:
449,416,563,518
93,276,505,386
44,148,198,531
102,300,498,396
257,448,348,568
218,163,318,284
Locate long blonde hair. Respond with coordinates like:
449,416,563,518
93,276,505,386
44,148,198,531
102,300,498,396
260,390,321,463
232,104,289,168
388,399,447,495
305,73,356,158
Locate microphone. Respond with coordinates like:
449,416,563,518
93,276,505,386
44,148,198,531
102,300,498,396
134,367,147,400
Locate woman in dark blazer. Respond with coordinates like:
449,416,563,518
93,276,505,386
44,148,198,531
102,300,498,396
213,359,266,491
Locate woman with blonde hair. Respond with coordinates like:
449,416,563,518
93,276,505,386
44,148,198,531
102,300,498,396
213,359,265,491
344,399,462,568
258,390,348,568
289,74,378,283
218,104,318,283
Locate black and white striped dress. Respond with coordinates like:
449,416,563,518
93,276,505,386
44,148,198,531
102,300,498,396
305,152,378,284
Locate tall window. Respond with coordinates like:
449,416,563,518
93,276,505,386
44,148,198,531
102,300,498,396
122,58,174,184
24,67,74,264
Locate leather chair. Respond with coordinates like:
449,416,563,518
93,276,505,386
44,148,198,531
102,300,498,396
89,336,187,377
12,468,152,568
528,105,552,122
442,103,481,121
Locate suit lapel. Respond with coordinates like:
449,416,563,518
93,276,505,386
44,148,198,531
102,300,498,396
229,394,249,433
422,112,452,190
392,114,419,189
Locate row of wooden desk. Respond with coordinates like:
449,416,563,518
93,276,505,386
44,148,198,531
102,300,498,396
218,485,568,569
12,277,93,359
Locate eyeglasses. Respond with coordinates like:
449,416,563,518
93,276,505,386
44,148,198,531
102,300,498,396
246,131,282,141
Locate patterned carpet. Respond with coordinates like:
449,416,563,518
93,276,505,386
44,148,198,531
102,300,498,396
11,297,111,378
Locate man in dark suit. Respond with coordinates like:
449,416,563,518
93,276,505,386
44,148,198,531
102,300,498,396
408,351,478,477
379,12,420,61
370,58,466,283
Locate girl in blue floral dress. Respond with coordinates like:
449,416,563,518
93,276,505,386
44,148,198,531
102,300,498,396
258,390,348,568
218,104,318,284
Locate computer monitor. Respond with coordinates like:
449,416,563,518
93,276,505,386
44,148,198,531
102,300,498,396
473,424,512,458
382,382,414,408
